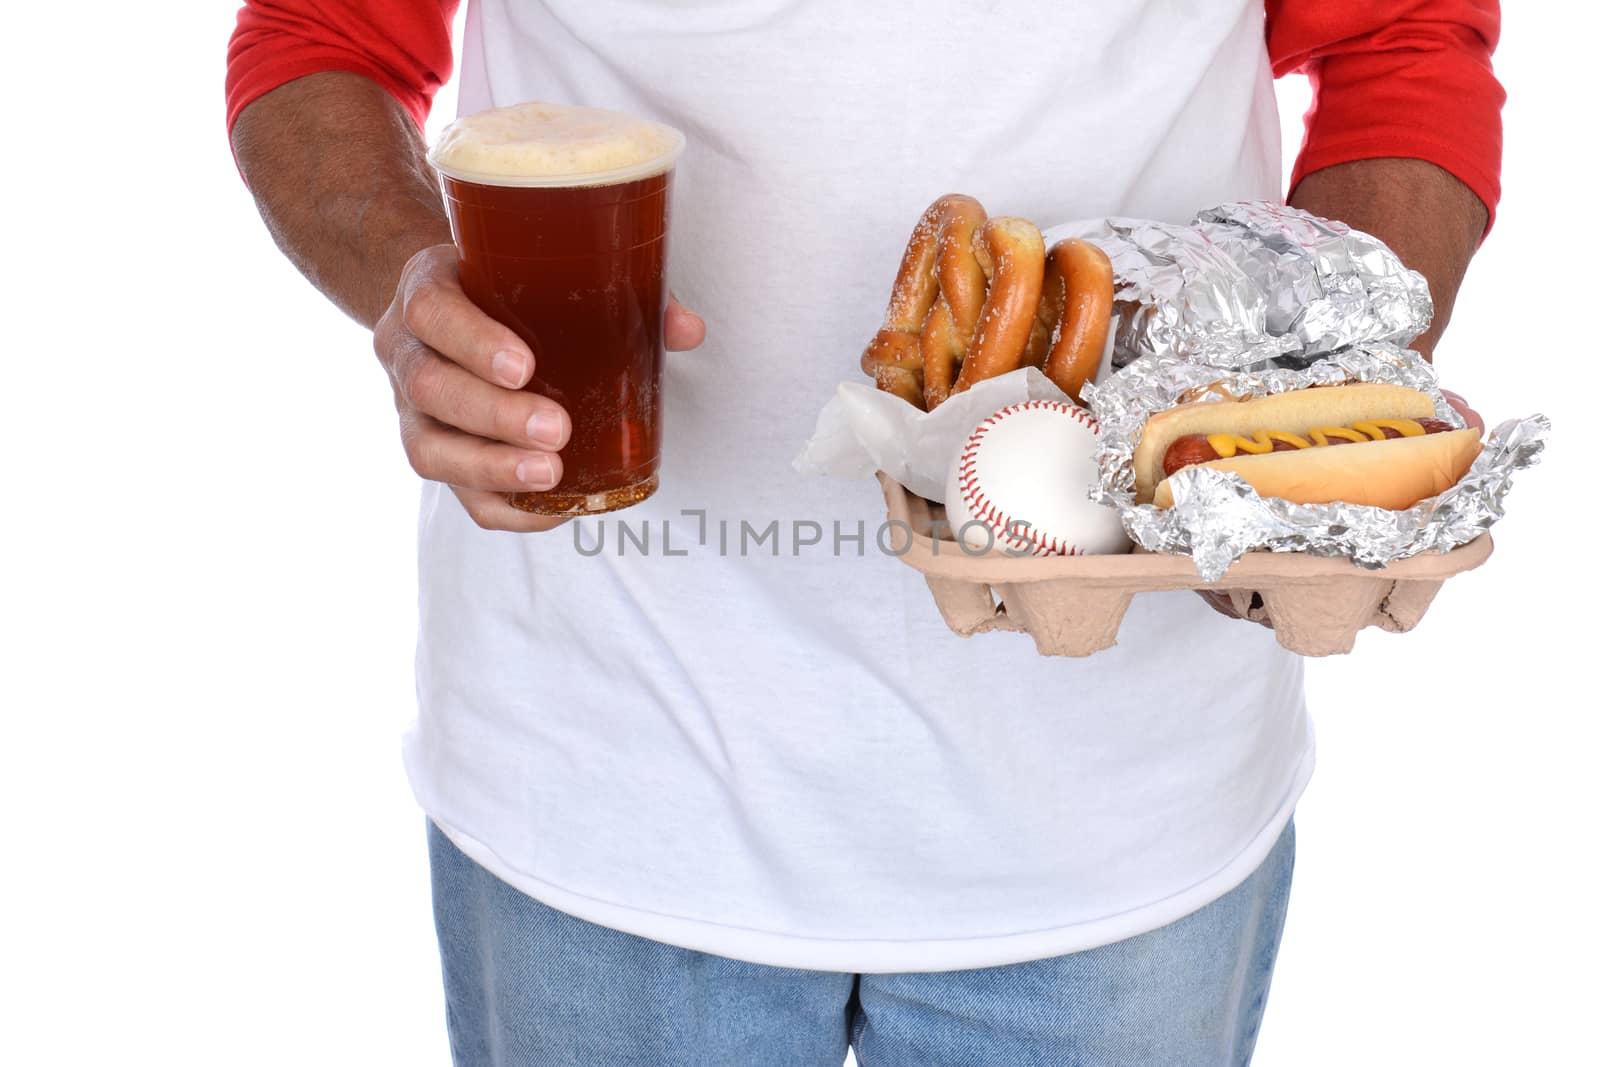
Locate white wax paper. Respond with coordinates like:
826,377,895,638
792,367,1073,503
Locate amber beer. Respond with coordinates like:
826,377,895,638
429,103,685,515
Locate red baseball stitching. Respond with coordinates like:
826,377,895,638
955,400,1099,557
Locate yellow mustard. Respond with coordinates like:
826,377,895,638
1204,430,1313,457
1350,418,1425,440
1308,427,1370,446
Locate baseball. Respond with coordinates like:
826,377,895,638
943,400,1132,556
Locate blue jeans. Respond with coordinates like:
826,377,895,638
428,819,1294,1066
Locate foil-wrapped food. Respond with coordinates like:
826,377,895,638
1085,345,1549,582
1043,200,1434,371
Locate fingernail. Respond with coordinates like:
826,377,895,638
526,412,564,448
516,455,557,488
492,350,529,388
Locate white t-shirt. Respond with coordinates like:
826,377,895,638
403,0,1313,973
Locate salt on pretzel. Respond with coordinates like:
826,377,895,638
919,196,989,409
859,195,968,408
948,217,1046,399
1035,238,1114,404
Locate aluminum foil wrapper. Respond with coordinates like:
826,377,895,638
1084,345,1550,583
1043,201,1433,370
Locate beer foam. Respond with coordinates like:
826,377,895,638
429,102,684,187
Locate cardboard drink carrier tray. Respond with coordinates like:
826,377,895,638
878,472,1492,657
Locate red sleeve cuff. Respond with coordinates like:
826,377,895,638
225,47,431,135
1270,1,1504,238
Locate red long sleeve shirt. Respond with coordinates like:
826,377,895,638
225,1,1504,224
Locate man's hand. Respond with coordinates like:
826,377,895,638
375,245,706,532
1442,390,1485,432
232,73,707,532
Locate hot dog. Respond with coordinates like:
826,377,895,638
1162,418,1458,477
1132,383,1483,510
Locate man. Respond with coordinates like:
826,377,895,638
227,2,1501,1063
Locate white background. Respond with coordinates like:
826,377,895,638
2,4,1593,1065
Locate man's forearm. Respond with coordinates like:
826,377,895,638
1288,157,1488,359
231,71,452,329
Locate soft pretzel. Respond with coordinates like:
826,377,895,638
859,330,924,407
1036,238,1114,404
919,196,989,409
1022,311,1054,370
859,195,972,408
949,217,1046,397
862,200,1081,411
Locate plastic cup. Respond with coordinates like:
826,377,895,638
429,103,685,515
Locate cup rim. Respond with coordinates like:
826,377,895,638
428,126,685,189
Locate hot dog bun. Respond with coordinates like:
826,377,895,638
1134,383,1482,509
1151,428,1483,508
